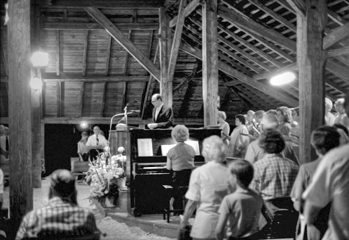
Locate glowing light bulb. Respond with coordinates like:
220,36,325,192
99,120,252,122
31,51,49,67
270,72,296,86
80,121,88,129
30,76,43,90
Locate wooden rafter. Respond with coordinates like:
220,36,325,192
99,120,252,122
328,46,349,57
179,42,298,107
1,34,8,77
167,0,187,104
105,35,112,76
40,0,164,8
41,74,149,82
42,22,159,31
219,4,349,92
85,7,160,82
217,22,285,68
323,22,349,50
82,30,89,76
169,0,201,27
285,0,306,16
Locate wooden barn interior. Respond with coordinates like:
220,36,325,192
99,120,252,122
0,0,349,238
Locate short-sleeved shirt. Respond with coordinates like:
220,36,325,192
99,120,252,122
219,189,263,238
325,113,336,126
16,197,99,239
229,125,250,158
252,153,299,200
303,144,349,240
86,134,108,148
185,161,231,239
244,139,299,165
77,141,89,155
167,143,195,171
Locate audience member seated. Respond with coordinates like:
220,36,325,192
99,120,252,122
217,111,230,145
166,125,195,212
291,126,340,240
228,115,250,158
180,136,231,240
303,95,349,240
244,114,298,165
276,106,293,138
215,160,265,240
334,98,349,128
16,169,100,240
324,97,335,126
251,128,299,218
333,123,349,145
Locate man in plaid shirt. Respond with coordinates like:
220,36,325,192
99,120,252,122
251,128,299,217
16,169,100,240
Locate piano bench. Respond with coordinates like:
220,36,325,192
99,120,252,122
162,185,188,223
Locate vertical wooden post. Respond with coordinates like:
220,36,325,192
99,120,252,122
297,0,327,164
8,0,33,221
202,0,219,126
32,5,42,188
159,7,170,106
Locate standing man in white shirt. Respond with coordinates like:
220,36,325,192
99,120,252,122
86,126,108,161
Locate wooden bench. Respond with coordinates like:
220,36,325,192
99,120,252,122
70,157,89,178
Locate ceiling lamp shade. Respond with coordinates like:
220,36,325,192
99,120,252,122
30,51,49,67
270,72,296,86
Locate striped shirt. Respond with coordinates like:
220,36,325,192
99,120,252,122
16,197,98,239
252,153,299,200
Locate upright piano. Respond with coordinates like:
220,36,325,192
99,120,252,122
129,128,221,216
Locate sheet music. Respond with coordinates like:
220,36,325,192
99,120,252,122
137,138,153,156
161,140,200,156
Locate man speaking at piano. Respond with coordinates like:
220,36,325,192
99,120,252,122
147,94,174,129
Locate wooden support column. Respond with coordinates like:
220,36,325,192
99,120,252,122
8,0,33,221
297,0,327,164
202,0,218,126
32,5,42,188
159,7,170,105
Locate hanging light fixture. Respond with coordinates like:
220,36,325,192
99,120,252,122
270,72,296,86
30,75,43,90
30,51,49,67
80,121,88,129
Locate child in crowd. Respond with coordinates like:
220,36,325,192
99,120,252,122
215,160,264,240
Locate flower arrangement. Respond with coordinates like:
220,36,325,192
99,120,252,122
85,146,127,207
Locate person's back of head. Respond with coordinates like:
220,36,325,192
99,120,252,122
333,123,349,145
228,159,254,188
260,114,279,130
255,110,266,123
266,109,277,116
202,135,227,163
50,169,77,204
217,111,227,121
171,124,189,143
311,126,340,156
258,128,285,154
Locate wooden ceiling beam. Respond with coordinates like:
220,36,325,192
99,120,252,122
248,0,296,32
41,74,149,82
285,0,305,16
36,0,164,9
218,5,296,53
323,22,349,50
100,82,107,117
56,30,61,76
85,7,160,82
169,0,201,28
167,0,187,109
328,46,349,57
79,82,85,117
180,42,298,107
1,35,8,78
326,59,349,83
217,23,285,68
42,22,159,31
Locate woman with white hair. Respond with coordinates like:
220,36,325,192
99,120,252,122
325,97,335,126
334,98,349,128
180,136,231,240
166,125,195,211
217,111,230,145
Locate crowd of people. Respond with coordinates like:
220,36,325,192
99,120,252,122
176,95,349,240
